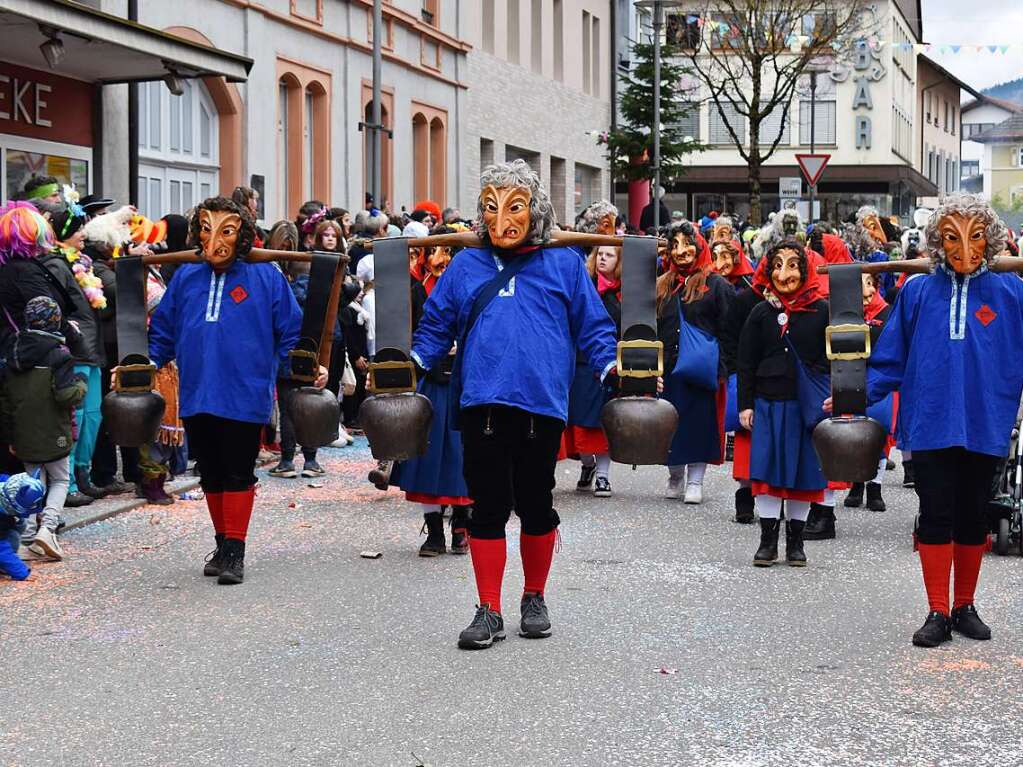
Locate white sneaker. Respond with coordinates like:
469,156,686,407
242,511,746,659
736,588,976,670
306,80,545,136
684,482,703,504
665,476,684,499
17,545,47,561
29,527,65,561
329,425,354,448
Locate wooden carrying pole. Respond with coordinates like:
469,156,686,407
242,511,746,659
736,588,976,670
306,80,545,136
816,258,934,276
142,247,347,364
360,230,664,251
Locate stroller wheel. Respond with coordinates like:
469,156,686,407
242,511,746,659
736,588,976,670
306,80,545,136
996,518,1011,556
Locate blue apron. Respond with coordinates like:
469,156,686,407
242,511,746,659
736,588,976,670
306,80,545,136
665,305,722,466
566,360,607,428
725,374,741,433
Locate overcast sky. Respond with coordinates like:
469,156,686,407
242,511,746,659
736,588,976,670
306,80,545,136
922,0,1023,91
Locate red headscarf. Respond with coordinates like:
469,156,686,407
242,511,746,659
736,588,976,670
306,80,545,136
712,238,754,285
752,244,822,334
864,285,888,325
597,272,621,300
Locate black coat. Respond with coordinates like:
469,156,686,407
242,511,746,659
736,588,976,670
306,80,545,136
737,298,829,412
0,257,84,358
721,287,762,375
38,250,106,368
657,272,733,379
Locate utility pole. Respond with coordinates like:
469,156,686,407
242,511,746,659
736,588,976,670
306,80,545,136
371,0,383,207
809,69,817,226
652,2,662,231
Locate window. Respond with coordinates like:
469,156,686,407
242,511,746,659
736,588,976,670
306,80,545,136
553,0,564,81
944,101,950,132
138,79,219,220
531,0,543,73
925,93,931,124
667,13,701,49
422,0,438,26
591,15,601,98
4,145,89,203
507,0,520,64
304,90,314,202
574,163,600,213
291,0,321,23
709,102,746,145
802,12,836,41
962,160,980,177
673,79,701,141
952,106,957,136
277,80,290,219
582,11,591,95
482,0,495,54
759,105,790,146
1017,147,1023,167
798,101,836,145
480,138,494,174
412,103,448,206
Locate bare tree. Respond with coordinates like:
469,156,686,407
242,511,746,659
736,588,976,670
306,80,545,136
676,0,875,224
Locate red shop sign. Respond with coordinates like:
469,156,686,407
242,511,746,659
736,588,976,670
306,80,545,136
0,60,94,147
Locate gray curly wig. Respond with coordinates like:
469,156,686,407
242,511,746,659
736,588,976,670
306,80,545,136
847,205,884,258
924,193,1008,265
475,159,557,246
576,200,619,234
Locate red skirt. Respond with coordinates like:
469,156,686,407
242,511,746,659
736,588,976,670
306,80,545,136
406,492,473,506
558,425,608,460
751,481,824,503
732,430,751,480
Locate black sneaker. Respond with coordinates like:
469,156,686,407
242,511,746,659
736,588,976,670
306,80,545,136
576,464,596,491
519,593,553,638
593,476,612,497
912,610,952,647
457,605,506,649
217,538,246,585
866,482,886,512
844,483,864,508
64,491,94,508
301,460,326,478
951,604,992,641
203,533,225,577
269,461,297,478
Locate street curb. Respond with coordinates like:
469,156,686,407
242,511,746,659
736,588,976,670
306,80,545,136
63,478,203,531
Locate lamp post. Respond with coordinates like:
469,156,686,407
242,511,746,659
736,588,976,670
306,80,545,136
635,0,685,232
803,62,827,226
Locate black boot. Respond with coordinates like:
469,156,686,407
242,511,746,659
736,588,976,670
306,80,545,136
75,466,108,500
803,503,836,540
866,482,886,512
786,520,808,567
753,518,780,567
449,506,470,555
419,511,446,557
733,486,755,524
902,460,915,488
912,610,952,647
844,483,864,508
217,538,245,585
951,604,992,640
203,533,225,576
725,433,735,462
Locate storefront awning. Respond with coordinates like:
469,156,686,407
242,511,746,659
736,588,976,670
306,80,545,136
0,0,252,84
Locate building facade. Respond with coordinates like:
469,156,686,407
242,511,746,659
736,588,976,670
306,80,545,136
916,55,976,209
622,0,973,225
960,95,1023,196
460,0,613,224
92,0,471,225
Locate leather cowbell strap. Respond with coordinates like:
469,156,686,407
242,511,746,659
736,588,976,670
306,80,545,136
112,255,155,391
291,250,342,381
826,263,870,415
369,237,415,391
618,235,660,395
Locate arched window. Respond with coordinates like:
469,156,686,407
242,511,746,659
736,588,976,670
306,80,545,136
412,112,430,203
429,117,446,205
277,74,301,218
275,59,332,219
137,79,219,219
411,102,448,207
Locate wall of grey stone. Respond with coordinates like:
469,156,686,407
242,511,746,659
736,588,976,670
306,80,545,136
463,51,611,226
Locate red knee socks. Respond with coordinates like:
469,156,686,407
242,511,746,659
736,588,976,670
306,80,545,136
206,492,224,535
221,487,256,541
468,536,507,614
953,542,986,609
521,530,557,597
918,543,953,615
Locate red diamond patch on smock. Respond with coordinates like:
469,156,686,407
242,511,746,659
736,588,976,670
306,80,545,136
230,286,248,304
975,304,996,326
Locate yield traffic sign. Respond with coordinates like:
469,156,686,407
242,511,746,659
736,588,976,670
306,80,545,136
795,153,830,187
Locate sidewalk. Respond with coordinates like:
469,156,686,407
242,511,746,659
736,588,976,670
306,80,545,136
62,473,204,531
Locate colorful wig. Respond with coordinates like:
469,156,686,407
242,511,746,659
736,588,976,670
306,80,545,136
0,201,54,264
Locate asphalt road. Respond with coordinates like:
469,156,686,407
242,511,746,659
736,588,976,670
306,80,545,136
4,439,1023,767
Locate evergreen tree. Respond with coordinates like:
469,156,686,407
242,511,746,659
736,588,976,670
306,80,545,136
600,39,704,185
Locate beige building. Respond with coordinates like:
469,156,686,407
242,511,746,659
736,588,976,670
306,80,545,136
460,0,613,223
916,56,978,208
973,115,1023,206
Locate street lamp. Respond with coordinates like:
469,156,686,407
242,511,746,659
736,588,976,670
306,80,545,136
635,0,686,232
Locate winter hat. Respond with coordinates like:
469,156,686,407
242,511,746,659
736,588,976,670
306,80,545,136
0,471,46,518
51,204,87,243
24,295,62,333
402,220,429,238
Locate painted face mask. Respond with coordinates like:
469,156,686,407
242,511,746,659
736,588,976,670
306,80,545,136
426,245,453,277
199,209,242,270
670,233,697,271
940,212,986,275
711,224,733,244
770,249,804,295
482,185,532,250
713,243,736,277
864,214,888,246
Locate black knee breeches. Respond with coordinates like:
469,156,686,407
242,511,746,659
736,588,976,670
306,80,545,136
913,447,1000,546
460,406,563,539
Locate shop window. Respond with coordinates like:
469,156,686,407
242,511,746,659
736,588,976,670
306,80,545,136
3,145,89,202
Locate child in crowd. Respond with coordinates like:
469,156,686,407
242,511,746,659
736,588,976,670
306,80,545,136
0,471,46,580
0,296,87,561
314,219,344,253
